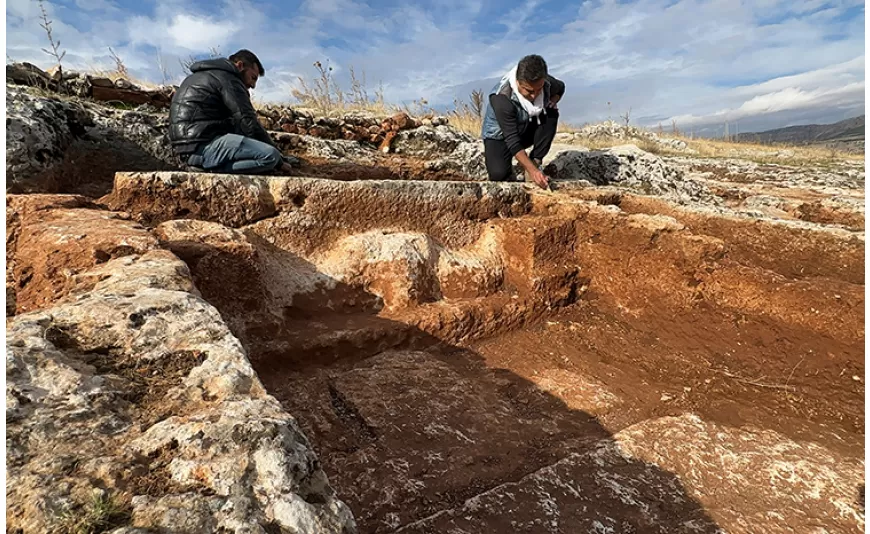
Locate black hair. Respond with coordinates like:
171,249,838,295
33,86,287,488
516,54,548,83
229,49,265,76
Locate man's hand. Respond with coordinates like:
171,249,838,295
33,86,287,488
548,94,562,109
515,150,549,189
528,167,549,189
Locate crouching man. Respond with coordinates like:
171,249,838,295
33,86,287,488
169,49,292,174
481,54,565,189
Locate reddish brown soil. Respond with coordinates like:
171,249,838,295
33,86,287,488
7,195,159,314
474,296,864,454
8,179,864,533
253,294,863,532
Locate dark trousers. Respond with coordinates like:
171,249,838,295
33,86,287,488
484,109,559,182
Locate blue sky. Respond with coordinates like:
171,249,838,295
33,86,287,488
6,0,866,135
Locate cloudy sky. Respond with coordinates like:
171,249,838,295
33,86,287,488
6,0,866,135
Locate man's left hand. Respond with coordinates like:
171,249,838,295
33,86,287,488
548,94,562,109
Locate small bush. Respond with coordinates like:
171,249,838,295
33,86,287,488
55,492,131,534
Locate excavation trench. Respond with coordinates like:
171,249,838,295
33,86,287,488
99,174,864,533
7,173,862,533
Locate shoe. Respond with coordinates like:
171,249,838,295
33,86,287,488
282,155,301,167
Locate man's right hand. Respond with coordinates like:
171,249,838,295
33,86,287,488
528,167,549,189
515,150,549,189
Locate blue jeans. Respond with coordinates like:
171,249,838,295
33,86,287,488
189,133,282,174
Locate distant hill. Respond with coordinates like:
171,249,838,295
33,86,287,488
736,116,864,149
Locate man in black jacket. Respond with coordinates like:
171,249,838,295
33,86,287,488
480,55,565,189
169,49,291,174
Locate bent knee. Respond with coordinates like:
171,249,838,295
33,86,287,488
263,147,282,168
488,167,514,182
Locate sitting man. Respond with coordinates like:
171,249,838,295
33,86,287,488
481,54,565,189
169,49,292,174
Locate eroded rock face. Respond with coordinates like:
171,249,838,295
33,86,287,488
14,205,157,312
316,229,506,309
6,85,181,195
105,172,531,249
545,144,716,204
423,141,488,181
6,85,92,192
572,120,691,152
271,132,379,164
104,171,278,227
391,125,474,159
318,232,442,310
6,248,356,534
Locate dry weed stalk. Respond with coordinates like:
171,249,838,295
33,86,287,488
37,0,66,79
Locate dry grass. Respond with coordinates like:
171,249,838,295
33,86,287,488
54,492,131,534
447,112,482,136
676,135,863,165
563,125,862,165
290,60,389,116
37,1,160,90
83,47,161,89
291,60,489,134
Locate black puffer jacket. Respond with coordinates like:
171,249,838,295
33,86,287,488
168,58,273,155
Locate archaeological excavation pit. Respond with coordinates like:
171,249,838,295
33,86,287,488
7,169,864,533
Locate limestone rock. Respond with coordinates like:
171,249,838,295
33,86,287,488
107,172,531,252
6,194,97,316
574,121,689,152
7,246,355,533
391,125,475,159
402,414,864,533
6,62,53,89
616,414,865,533
6,85,92,192
318,231,441,309
103,171,277,227
84,104,181,169
545,145,715,204
270,132,378,164
436,228,504,299
424,141,488,181
9,204,159,314
6,85,181,195
62,72,93,98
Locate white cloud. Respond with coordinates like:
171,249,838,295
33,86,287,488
74,0,120,12
167,14,240,49
126,12,240,50
5,0,864,132
661,56,865,129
